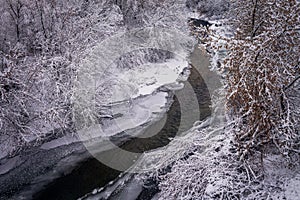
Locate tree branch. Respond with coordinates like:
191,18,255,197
284,75,300,91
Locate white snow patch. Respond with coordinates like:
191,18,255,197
40,135,79,150
119,56,188,98
41,92,169,150
78,92,168,142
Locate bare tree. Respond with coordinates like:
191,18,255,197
5,0,25,41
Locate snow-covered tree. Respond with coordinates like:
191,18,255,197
0,0,105,154
224,0,300,158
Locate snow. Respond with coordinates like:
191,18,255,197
0,137,16,160
41,91,169,150
263,155,300,200
0,156,21,175
78,91,169,142
76,29,193,107
80,173,144,200
109,178,143,200
39,91,169,150
118,56,188,98
283,174,300,200
101,92,168,135
40,135,79,150
79,173,131,200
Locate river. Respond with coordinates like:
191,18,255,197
29,45,220,200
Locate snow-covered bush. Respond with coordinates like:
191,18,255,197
155,125,300,199
224,0,300,158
